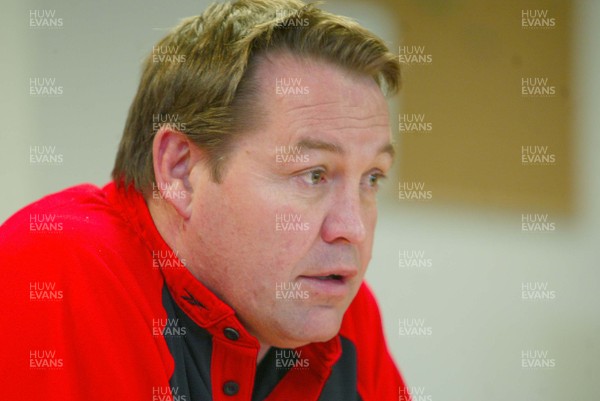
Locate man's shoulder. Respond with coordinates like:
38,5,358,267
2,183,108,240
0,181,165,320
2,183,130,253
0,184,173,399
0,182,151,279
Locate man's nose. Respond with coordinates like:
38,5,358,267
320,185,368,244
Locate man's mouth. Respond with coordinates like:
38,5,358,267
314,274,344,281
296,269,357,299
300,267,358,283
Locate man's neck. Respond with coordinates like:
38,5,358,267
257,343,270,364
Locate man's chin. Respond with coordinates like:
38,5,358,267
272,313,344,348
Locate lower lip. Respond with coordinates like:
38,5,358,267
298,276,350,299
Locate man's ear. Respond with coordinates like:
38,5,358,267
151,126,196,219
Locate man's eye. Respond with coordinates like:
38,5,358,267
367,173,386,188
302,169,326,185
309,170,325,185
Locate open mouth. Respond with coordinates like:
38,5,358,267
314,274,344,281
298,272,353,298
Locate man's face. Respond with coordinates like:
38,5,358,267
186,53,393,349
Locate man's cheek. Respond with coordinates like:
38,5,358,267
272,201,314,232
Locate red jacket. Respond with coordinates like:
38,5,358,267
0,182,408,400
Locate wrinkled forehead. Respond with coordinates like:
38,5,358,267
251,51,390,126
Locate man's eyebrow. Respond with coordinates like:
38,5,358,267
296,137,395,159
379,143,395,159
296,138,343,154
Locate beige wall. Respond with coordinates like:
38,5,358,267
391,0,573,214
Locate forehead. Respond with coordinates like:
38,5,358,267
250,52,391,140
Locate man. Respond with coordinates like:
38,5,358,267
0,0,408,399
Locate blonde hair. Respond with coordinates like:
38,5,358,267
112,0,400,193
